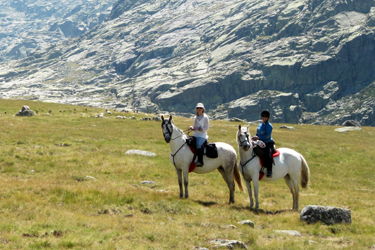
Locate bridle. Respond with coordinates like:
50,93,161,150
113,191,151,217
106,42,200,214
238,131,250,149
162,120,192,169
238,131,256,181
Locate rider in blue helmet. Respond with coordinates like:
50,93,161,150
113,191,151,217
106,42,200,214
252,110,275,177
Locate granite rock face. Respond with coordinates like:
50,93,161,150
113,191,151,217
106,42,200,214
1,0,375,125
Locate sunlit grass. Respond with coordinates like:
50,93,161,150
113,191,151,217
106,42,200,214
0,99,374,249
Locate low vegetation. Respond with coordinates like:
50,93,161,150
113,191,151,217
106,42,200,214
0,99,374,249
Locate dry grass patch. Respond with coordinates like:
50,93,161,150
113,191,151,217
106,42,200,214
0,99,374,249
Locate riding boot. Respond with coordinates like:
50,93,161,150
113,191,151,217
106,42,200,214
195,148,204,167
266,167,272,178
264,158,272,177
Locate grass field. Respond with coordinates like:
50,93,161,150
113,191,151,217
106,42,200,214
0,99,374,249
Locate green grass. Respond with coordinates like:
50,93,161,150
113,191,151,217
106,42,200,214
0,99,374,249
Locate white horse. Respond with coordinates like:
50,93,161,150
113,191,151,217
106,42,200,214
161,115,243,203
236,125,310,211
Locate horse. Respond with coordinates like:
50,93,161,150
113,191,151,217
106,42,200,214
161,115,243,204
236,125,310,211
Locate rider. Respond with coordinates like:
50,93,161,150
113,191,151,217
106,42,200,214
252,110,274,177
189,103,209,167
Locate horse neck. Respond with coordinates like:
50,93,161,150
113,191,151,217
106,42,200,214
238,145,254,162
169,126,187,151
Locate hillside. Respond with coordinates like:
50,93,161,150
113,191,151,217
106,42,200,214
0,0,117,61
0,99,374,249
1,0,375,125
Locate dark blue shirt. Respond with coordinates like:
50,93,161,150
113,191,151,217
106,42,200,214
256,121,273,144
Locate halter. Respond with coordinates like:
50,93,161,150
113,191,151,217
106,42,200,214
238,131,250,148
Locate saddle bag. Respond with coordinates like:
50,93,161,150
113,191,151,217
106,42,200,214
205,143,218,158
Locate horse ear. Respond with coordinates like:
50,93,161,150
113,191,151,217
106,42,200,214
161,115,164,121
169,115,172,121
247,124,250,131
238,125,241,130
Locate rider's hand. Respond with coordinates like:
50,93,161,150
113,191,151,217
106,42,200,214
189,126,194,130
252,136,259,140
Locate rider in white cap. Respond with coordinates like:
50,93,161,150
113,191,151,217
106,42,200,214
189,103,209,167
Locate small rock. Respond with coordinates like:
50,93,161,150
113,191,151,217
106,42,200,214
141,181,155,184
274,230,301,236
210,239,248,249
238,220,254,228
279,125,295,129
125,149,156,157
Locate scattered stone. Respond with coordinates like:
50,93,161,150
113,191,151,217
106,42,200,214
210,239,248,249
125,149,156,157
131,116,136,119
141,181,155,184
228,117,245,122
86,176,96,180
193,248,209,250
223,225,237,229
274,230,301,236
334,127,362,132
238,220,255,228
279,125,295,129
342,120,361,127
116,116,124,119
300,205,352,225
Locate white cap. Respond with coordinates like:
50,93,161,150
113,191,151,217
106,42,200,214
196,103,205,110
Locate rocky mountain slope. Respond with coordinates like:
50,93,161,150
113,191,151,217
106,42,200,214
1,0,375,125
0,0,117,61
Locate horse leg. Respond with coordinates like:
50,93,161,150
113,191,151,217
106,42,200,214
217,167,235,204
244,179,254,209
175,168,184,198
292,179,300,211
252,179,260,210
284,174,297,210
183,169,189,199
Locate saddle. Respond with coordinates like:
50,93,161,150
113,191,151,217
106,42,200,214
186,136,218,172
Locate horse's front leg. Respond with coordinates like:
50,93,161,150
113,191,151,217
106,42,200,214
183,169,189,199
175,168,184,198
252,179,260,210
244,179,254,209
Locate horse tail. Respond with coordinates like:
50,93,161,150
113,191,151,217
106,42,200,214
299,154,310,188
233,161,244,192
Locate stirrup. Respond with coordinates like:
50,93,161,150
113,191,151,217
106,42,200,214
195,161,203,167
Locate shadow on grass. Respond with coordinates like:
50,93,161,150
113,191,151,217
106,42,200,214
193,200,218,207
230,205,290,215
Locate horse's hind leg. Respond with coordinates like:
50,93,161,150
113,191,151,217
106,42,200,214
217,166,235,204
284,174,298,211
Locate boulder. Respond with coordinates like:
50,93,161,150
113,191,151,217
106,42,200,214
15,106,35,117
342,120,361,127
300,205,351,225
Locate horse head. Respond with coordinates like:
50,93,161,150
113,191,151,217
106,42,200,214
161,115,173,143
237,124,251,151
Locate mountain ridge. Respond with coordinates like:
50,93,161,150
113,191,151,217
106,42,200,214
1,0,375,125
